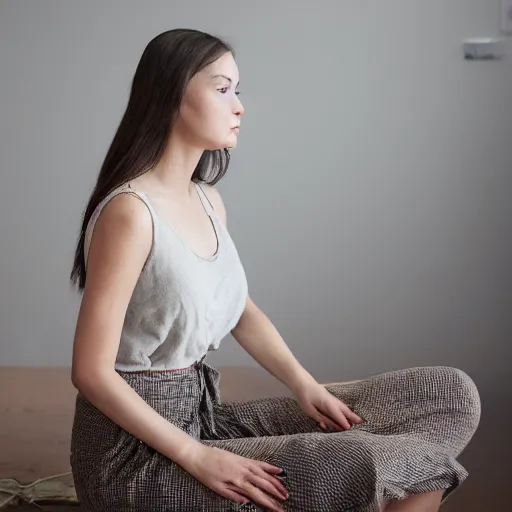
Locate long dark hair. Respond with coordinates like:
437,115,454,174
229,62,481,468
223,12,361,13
70,29,234,290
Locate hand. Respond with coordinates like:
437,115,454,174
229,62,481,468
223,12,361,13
295,380,363,431
185,444,289,511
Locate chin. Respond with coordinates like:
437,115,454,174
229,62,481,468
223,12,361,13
204,140,236,151
226,137,238,149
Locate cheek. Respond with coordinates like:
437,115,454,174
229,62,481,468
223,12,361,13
182,93,223,129
178,92,232,147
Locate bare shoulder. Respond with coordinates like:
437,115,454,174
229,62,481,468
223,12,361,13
96,191,152,232
85,192,153,272
199,183,227,226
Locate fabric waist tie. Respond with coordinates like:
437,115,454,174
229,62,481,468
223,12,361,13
195,354,222,439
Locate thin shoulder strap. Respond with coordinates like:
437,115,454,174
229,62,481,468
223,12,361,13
84,183,153,266
194,182,215,216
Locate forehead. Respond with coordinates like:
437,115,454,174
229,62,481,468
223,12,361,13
202,52,239,82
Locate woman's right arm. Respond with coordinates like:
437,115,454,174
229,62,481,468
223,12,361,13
71,194,201,466
71,193,288,511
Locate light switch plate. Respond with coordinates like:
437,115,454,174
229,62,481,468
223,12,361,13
501,0,512,34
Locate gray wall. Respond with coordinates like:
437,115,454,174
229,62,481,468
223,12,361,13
1,1,510,510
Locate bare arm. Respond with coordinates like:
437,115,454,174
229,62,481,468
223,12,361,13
71,194,202,467
232,297,316,394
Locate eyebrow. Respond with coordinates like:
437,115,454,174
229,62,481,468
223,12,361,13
212,74,240,87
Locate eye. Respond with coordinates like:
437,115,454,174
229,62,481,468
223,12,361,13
218,87,241,96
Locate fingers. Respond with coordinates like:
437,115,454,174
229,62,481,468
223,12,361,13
317,406,354,431
252,467,288,499
317,399,364,431
223,487,250,506
317,410,347,431
341,403,363,424
257,461,285,475
332,407,352,430
332,402,363,428
239,482,286,512
249,473,288,501
227,462,289,512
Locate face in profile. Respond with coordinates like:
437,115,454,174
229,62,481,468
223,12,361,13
174,51,244,151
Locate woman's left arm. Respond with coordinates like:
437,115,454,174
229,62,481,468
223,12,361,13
231,296,316,394
232,298,362,431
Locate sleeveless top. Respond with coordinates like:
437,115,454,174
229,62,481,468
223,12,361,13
84,182,249,371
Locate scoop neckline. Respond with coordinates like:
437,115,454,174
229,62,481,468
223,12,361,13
124,183,221,263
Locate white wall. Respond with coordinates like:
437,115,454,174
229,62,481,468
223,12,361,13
1,2,510,510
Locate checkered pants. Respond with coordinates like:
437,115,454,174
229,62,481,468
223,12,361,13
70,362,480,511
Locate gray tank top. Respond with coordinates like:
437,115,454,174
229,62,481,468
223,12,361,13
84,182,249,371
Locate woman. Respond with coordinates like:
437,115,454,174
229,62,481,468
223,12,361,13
69,29,480,512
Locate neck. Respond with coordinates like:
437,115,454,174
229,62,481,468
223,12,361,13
149,133,204,199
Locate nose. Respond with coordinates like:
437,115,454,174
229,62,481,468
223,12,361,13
233,96,244,117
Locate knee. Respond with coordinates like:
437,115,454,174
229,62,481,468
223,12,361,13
405,366,481,428
436,366,481,431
